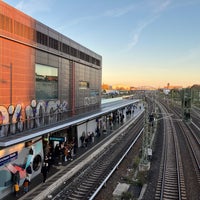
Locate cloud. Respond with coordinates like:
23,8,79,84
59,3,138,31
127,16,158,50
15,0,54,15
153,0,171,13
62,16,98,27
58,4,137,32
127,0,171,50
104,4,136,17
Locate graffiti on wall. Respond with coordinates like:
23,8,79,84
84,96,99,106
0,100,68,137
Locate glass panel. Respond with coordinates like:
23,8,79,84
35,64,58,100
79,81,89,89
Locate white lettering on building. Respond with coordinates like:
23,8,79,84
0,100,68,137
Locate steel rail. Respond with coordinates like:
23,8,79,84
155,101,186,200
178,122,200,184
51,113,144,200
169,105,200,180
89,128,143,200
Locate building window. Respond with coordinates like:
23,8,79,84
70,47,77,57
0,14,13,32
85,54,89,62
35,64,58,100
36,31,48,46
79,51,85,60
62,43,70,54
79,81,89,89
49,37,59,50
96,59,100,66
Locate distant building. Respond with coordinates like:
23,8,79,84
130,86,138,91
164,83,182,90
191,84,200,105
190,84,200,90
102,83,112,90
163,83,182,94
112,85,130,90
104,90,119,95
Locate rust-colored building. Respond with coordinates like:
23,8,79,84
0,1,102,137
0,2,102,198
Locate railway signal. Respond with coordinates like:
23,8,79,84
181,88,191,122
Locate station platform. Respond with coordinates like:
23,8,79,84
0,98,139,147
2,99,143,200
3,131,111,200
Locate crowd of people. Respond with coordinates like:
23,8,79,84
80,131,95,148
8,105,140,199
40,138,77,184
12,171,30,197
44,137,77,164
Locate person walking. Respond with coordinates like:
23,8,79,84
13,182,20,197
47,152,53,172
12,170,20,197
23,174,30,193
80,132,85,147
85,132,89,148
64,145,69,161
91,132,95,143
54,144,61,164
44,155,49,172
41,163,48,183
13,170,20,185
71,137,77,156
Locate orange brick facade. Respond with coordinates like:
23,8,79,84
0,1,36,107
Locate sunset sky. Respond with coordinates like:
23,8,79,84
3,0,200,88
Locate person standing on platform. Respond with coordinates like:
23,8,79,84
41,163,48,183
12,170,20,197
44,155,49,172
14,182,20,197
23,174,30,193
71,137,77,156
47,152,53,172
96,126,100,137
55,144,62,164
85,132,89,148
13,170,20,185
91,132,95,143
64,145,69,161
80,132,85,147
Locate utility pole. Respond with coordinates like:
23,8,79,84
139,101,150,171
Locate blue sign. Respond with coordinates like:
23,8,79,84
0,152,18,166
49,136,65,142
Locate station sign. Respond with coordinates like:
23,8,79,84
0,152,18,166
49,136,65,142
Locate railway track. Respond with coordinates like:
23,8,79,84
170,106,200,188
191,107,200,141
155,101,187,200
167,103,200,186
179,123,200,185
43,113,145,200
